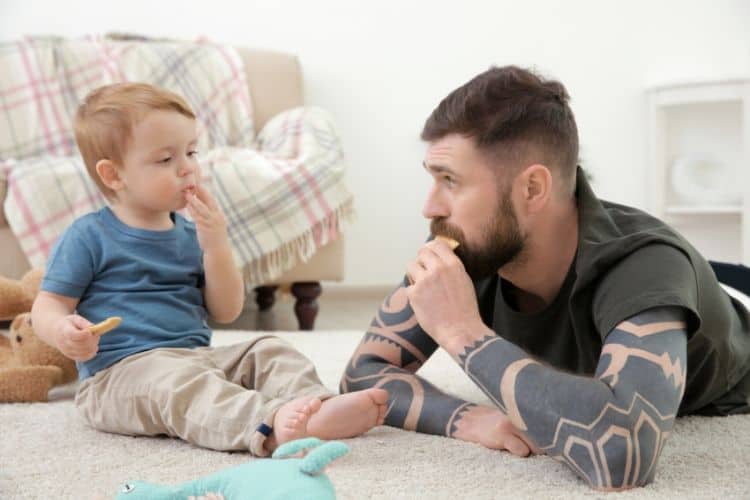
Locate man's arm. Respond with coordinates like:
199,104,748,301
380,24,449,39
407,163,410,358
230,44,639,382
341,283,535,455
454,307,687,489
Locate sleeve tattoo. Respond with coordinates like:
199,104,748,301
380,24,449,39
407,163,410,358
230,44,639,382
457,306,688,489
340,284,484,438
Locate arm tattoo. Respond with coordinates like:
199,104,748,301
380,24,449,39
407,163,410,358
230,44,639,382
457,307,688,489
341,284,482,437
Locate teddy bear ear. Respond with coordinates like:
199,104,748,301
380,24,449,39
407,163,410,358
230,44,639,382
10,314,25,332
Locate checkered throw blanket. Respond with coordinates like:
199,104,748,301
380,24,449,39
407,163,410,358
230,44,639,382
0,37,353,285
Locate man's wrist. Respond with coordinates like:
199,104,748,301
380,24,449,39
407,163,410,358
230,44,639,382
444,322,494,357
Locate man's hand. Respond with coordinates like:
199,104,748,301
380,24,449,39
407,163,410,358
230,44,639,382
54,314,100,361
405,239,492,354
186,184,229,254
452,405,540,457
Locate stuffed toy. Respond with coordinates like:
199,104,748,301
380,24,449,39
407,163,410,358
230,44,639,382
0,268,78,402
116,438,349,500
0,268,44,321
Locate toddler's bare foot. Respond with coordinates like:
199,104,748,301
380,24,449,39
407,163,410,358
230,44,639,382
265,396,322,452
307,388,388,440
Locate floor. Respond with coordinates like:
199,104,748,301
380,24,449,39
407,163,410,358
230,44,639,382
208,286,387,332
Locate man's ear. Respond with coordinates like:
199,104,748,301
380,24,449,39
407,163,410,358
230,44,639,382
95,159,123,192
518,164,552,215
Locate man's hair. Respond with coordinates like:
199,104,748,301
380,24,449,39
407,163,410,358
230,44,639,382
74,82,196,200
421,65,579,195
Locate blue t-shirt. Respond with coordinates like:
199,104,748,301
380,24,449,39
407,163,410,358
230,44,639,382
42,207,211,380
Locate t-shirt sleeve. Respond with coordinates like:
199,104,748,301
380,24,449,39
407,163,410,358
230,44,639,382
41,224,95,299
592,243,700,340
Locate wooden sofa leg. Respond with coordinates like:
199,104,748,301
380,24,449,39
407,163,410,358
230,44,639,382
291,282,322,331
254,286,278,311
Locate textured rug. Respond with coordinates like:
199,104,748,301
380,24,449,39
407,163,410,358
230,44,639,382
1,330,749,499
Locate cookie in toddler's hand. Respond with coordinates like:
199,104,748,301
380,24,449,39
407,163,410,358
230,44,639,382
435,235,460,250
89,316,122,336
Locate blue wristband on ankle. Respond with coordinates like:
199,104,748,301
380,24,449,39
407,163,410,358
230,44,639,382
256,423,273,437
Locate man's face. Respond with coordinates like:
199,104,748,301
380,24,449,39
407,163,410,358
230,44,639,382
423,134,525,280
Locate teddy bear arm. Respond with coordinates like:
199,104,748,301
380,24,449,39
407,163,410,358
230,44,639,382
0,365,63,402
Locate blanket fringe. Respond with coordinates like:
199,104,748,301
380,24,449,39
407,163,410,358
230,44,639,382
241,197,355,287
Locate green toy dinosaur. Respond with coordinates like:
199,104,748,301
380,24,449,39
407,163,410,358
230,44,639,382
115,438,349,500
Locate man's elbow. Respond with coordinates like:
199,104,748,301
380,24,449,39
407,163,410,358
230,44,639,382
563,437,660,490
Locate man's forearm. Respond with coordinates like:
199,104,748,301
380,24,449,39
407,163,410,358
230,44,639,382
342,340,477,437
451,310,687,489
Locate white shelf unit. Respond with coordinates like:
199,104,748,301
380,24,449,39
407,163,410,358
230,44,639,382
647,80,750,264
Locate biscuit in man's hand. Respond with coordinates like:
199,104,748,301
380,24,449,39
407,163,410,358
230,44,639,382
89,316,122,336
435,235,460,250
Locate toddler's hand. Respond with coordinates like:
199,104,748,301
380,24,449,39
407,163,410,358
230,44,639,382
186,184,229,253
54,314,100,361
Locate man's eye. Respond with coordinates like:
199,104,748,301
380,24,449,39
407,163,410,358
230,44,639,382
444,176,455,186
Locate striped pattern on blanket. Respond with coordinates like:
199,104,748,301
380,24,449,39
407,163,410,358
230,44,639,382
3,107,354,285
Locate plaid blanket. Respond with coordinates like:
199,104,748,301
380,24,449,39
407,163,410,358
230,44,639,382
3,106,353,285
0,37,352,284
0,35,255,160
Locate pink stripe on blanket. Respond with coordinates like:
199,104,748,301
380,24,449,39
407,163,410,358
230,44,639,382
17,39,58,155
25,38,73,156
210,41,253,117
12,192,100,241
290,113,334,240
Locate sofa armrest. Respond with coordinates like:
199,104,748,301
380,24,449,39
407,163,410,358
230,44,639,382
237,48,304,130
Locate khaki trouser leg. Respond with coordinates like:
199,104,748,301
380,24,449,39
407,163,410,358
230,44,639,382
75,336,332,455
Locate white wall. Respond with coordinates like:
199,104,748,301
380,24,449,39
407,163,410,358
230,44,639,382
3,0,749,287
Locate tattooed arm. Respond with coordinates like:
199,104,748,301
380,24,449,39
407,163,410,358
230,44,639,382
340,282,536,456
454,307,687,489
406,239,688,489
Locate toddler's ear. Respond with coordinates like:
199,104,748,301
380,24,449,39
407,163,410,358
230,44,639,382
95,159,123,191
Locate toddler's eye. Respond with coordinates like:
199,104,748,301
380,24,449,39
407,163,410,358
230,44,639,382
187,150,199,158
159,157,172,164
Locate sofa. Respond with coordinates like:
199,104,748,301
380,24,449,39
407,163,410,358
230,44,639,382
0,46,344,330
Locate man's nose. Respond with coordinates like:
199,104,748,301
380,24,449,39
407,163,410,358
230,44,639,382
422,185,449,219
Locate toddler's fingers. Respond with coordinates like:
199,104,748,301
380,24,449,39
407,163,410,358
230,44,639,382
68,327,91,340
195,184,218,209
188,193,211,219
69,315,93,330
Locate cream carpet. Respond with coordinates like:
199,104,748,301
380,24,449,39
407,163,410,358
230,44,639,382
2,330,749,499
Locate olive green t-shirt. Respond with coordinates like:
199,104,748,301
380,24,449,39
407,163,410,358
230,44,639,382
474,168,750,415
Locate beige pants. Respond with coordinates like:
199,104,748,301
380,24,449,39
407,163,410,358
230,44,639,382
75,336,333,456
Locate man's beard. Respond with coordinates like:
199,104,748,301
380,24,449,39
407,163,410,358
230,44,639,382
430,195,525,281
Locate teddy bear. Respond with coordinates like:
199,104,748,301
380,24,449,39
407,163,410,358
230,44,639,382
0,268,78,402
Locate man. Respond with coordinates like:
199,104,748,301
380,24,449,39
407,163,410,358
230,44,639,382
340,66,750,490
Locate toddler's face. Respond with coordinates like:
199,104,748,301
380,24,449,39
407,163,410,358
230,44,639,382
117,110,199,213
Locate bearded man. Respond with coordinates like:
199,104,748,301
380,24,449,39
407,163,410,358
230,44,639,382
340,65,750,490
